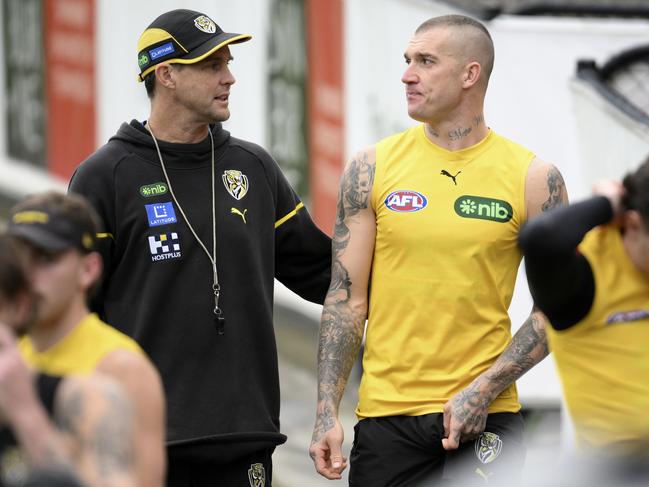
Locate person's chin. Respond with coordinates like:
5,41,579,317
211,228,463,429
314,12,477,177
211,109,231,123
407,110,426,123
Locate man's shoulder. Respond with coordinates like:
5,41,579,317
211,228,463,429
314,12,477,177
83,315,144,355
228,136,274,163
80,139,131,170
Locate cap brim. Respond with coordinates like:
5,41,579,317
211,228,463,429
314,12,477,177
138,32,252,81
8,225,75,253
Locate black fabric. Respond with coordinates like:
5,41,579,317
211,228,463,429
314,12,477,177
0,374,63,486
167,447,274,487
68,120,331,459
348,413,525,487
519,196,613,330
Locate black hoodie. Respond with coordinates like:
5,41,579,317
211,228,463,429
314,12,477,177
69,120,331,461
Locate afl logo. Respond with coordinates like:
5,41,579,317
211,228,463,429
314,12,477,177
384,190,428,212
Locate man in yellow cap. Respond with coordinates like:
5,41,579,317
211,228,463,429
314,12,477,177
69,8,331,485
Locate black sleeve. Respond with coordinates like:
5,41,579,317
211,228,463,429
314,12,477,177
68,146,122,317
518,196,613,330
272,164,332,305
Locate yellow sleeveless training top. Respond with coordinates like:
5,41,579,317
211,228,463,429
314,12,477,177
357,126,533,419
547,226,649,451
19,313,144,375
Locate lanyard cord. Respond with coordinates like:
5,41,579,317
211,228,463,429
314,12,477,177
147,124,225,332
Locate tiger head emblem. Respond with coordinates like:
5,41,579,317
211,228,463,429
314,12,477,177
222,170,249,200
194,15,216,34
474,431,503,464
248,463,266,487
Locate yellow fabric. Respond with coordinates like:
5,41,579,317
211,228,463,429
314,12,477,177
357,126,533,419
19,313,143,375
547,226,649,451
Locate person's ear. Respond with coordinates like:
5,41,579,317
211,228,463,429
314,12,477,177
79,252,102,292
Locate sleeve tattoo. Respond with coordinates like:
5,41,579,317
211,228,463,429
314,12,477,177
484,310,549,393
55,381,135,482
313,153,375,442
541,166,567,212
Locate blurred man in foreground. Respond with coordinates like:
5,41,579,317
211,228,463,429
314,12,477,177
7,192,166,487
0,233,135,486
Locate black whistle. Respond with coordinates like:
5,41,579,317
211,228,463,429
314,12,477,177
215,316,226,335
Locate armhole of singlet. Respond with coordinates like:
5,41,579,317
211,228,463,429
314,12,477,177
370,143,384,213
518,152,536,226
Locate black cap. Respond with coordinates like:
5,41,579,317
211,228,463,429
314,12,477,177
7,202,95,254
136,9,252,82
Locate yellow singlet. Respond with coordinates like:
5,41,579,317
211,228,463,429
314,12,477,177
547,226,649,451
357,126,534,419
19,313,144,375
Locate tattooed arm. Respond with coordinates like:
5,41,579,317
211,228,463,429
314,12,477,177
309,149,377,480
96,350,166,487
55,375,137,487
0,324,135,486
442,158,569,450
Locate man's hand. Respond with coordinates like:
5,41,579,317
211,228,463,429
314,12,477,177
442,383,491,450
0,324,38,425
309,413,347,480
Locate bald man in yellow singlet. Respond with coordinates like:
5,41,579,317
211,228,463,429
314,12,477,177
309,14,568,486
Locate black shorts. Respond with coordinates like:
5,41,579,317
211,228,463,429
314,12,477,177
349,412,525,487
166,447,274,487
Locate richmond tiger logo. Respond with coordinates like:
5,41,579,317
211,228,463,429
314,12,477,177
194,15,216,34
222,170,249,200
475,432,503,464
248,463,265,487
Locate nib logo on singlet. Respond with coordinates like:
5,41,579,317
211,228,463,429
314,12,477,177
148,233,181,262
454,195,513,223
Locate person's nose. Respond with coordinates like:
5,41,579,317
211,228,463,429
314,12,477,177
222,65,236,86
401,64,418,85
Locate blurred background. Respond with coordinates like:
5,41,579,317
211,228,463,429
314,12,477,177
1,0,649,485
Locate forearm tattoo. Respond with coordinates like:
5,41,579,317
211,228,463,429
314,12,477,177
313,153,374,442
484,311,549,395
56,383,134,481
93,386,134,478
55,388,83,436
541,167,567,211
451,386,490,429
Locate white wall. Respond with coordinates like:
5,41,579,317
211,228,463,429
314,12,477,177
572,79,649,188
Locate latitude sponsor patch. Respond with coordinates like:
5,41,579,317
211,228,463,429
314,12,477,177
145,202,177,227
149,42,175,60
